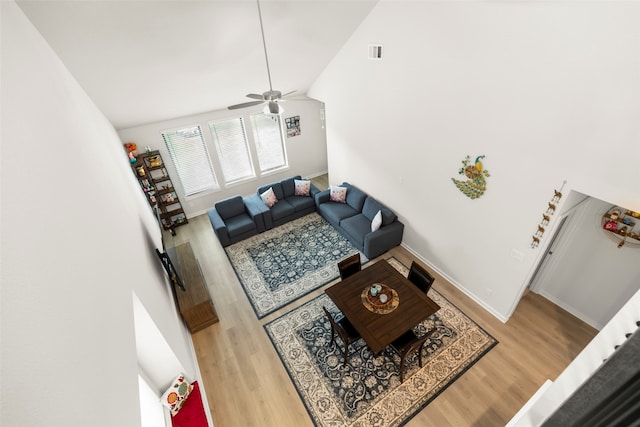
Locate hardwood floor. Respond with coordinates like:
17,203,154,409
177,176,596,427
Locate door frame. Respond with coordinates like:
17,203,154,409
506,192,591,318
528,215,569,292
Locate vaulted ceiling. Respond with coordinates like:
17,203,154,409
17,0,378,129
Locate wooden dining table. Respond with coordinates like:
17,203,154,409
325,259,440,355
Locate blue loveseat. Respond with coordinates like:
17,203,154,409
315,182,404,259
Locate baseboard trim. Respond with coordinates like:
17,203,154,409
400,243,510,323
306,170,328,179
536,289,600,330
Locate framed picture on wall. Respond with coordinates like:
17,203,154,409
285,116,300,138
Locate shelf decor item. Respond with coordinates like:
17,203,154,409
123,142,138,163
148,155,163,168
452,155,490,199
531,181,566,249
601,206,640,249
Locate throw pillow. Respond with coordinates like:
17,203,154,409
294,179,311,197
260,187,278,208
160,374,193,416
171,381,207,427
330,185,347,203
371,210,382,232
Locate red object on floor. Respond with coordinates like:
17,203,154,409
172,381,208,427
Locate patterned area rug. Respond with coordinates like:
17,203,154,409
226,213,366,319
264,257,498,427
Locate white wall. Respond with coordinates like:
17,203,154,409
117,99,328,218
1,3,199,425
533,197,640,329
309,1,640,321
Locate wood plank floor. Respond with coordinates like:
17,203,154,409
175,176,596,427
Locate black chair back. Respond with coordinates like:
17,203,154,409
390,328,436,382
338,253,361,280
322,306,361,366
408,261,435,294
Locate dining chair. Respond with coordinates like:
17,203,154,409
407,261,435,295
338,253,361,280
389,328,436,383
322,306,362,366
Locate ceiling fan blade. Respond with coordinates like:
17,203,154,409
246,93,264,100
228,100,265,110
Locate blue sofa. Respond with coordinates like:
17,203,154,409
315,182,404,259
207,195,265,247
251,175,321,229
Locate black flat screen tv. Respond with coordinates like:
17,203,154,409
155,204,185,292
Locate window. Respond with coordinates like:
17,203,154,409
209,118,255,185
138,375,170,427
161,113,287,197
161,125,218,196
250,114,288,173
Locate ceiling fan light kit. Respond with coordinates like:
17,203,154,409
264,102,283,116
227,0,293,116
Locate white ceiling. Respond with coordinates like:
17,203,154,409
17,0,378,129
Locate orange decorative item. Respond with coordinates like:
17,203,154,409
123,142,137,151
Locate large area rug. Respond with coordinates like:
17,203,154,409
226,213,366,319
264,257,498,427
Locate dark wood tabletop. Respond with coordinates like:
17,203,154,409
325,259,440,355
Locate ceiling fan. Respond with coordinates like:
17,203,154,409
228,0,294,115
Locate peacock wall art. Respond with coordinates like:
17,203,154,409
452,155,490,199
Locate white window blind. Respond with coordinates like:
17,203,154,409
250,114,287,173
209,118,255,184
161,125,218,196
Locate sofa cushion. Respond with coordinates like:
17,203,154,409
215,196,245,220
281,175,301,198
225,214,257,237
160,373,193,416
287,195,315,212
269,199,296,222
344,183,367,212
318,201,359,225
260,187,278,208
330,185,347,203
171,381,207,427
294,179,311,196
371,210,382,232
258,182,284,201
362,197,396,225
340,214,371,247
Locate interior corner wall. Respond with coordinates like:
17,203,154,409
533,197,640,330
308,1,640,321
1,2,196,425
116,97,328,218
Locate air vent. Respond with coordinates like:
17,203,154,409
368,44,383,60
